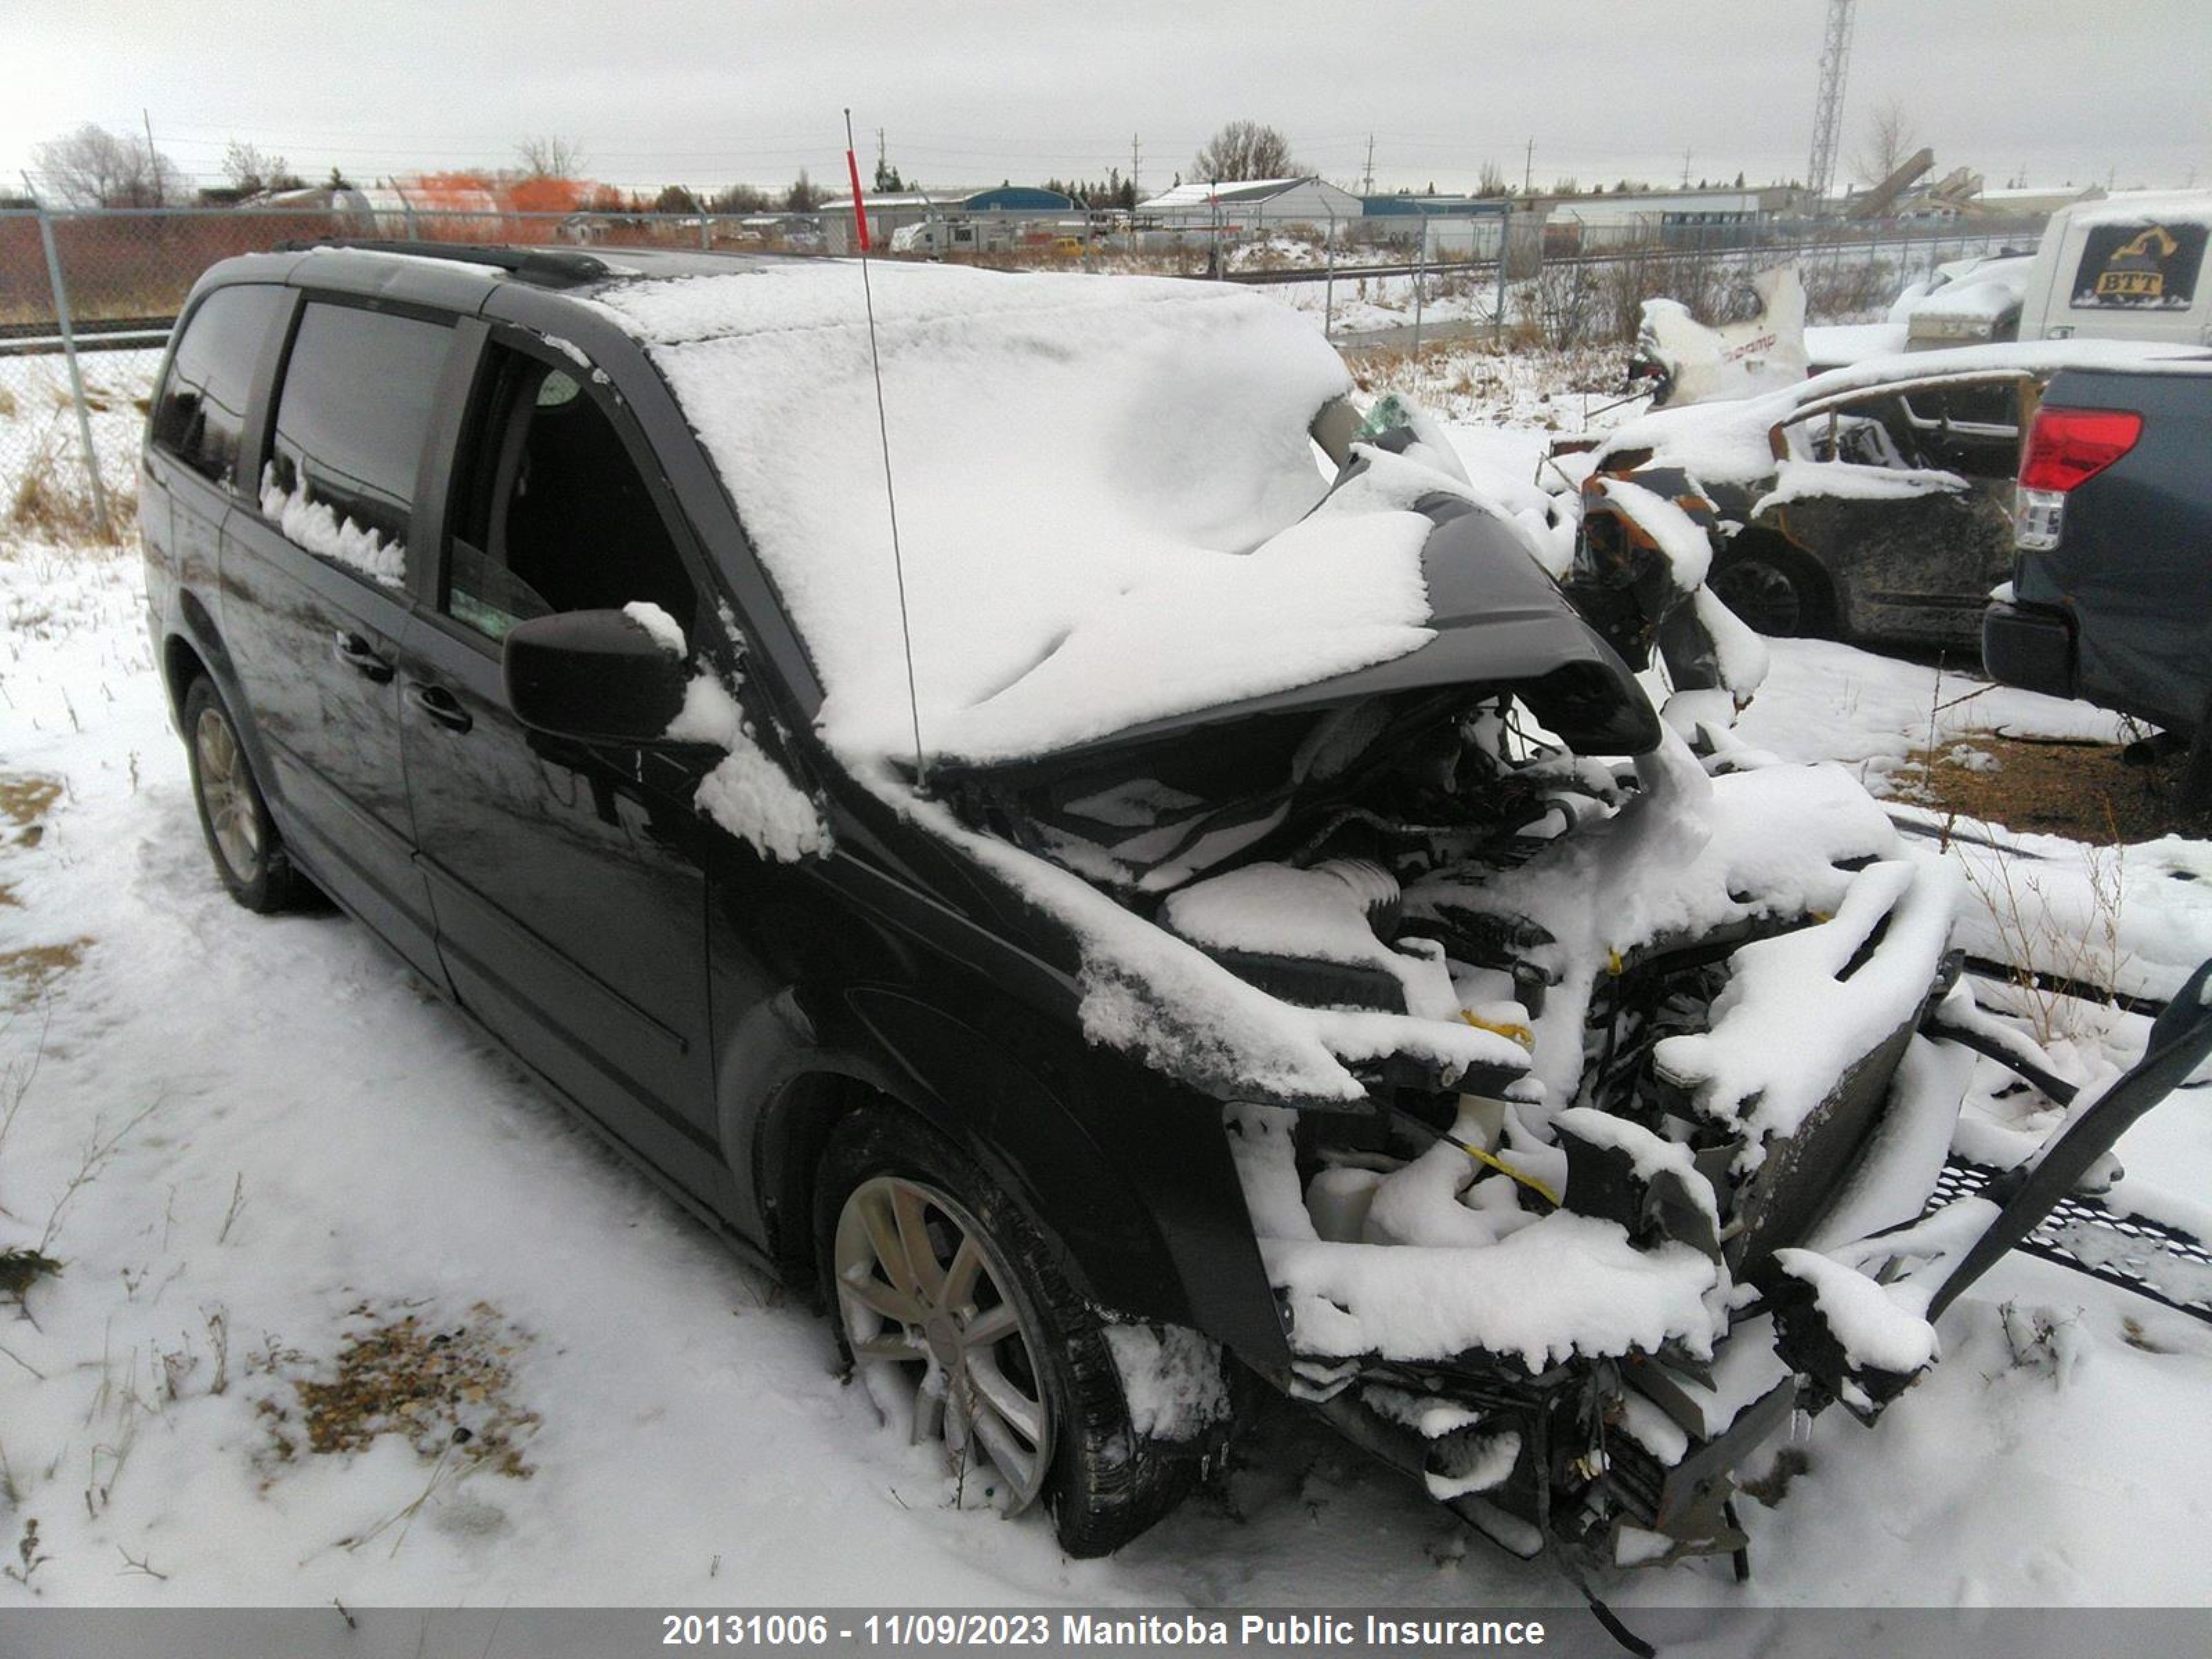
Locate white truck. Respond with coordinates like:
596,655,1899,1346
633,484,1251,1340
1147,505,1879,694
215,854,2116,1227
1901,191,2212,351
2014,190,2212,345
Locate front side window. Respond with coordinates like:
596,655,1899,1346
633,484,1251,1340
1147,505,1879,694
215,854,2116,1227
444,345,697,644
262,302,453,587
149,285,284,486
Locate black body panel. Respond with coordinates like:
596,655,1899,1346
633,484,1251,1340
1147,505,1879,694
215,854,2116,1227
138,247,1293,1378
1997,366,2212,736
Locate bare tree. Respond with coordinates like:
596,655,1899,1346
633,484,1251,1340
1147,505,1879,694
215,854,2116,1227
30,122,182,207
1850,95,1921,187
1190,121,1301,184
1521,257,1601,348
1476,158,1508,196
709,182,772,214
516,135,589,180
221,140,294,196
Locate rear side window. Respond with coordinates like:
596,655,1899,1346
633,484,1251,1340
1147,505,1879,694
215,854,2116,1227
262,302,453,587
149,285,283,487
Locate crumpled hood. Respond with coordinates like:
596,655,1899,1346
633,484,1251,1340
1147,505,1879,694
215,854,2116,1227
929,501,1658,785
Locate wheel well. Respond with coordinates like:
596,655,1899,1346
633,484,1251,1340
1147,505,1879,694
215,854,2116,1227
762,1070,882,1300
1721,526,1824,578
1715,529,1837,630
162,634,210,720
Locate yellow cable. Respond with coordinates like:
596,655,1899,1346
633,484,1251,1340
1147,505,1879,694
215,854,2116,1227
1448,1013,1557,1201
1457,1141,1562,1208
1458,1009,1534,1049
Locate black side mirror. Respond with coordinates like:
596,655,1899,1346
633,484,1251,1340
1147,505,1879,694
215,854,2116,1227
502,610,691,744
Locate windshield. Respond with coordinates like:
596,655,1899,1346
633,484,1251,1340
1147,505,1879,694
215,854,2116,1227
593,263,1460,774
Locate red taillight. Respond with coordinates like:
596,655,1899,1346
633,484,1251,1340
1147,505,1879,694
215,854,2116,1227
2018,406,2142,492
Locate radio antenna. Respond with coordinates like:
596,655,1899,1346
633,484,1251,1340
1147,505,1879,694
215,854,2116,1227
843,107,928,791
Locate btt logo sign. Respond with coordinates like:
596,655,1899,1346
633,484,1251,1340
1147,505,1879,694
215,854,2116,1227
2074,221,2206,310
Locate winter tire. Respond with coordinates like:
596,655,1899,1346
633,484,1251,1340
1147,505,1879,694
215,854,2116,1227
815,1107,1210,1556
182,675,308,913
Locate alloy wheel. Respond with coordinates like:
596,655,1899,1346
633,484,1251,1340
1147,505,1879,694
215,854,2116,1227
832,1174,1054,1512
194,706,262,881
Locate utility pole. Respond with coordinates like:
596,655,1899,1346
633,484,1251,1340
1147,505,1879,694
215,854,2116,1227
1361,135,1375,196
1131,133,1141,203
1524,138,1534,196
142,107,160,198
1682,147,1693,189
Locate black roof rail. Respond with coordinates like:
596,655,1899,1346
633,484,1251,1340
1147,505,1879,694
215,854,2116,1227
270,239,614,286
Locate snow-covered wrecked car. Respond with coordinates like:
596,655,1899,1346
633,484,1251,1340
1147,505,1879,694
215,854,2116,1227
1556,337,2212,651
142,245,2212,1604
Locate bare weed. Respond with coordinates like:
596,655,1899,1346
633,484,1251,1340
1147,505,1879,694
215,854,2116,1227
4,416,131,544
1965,820,2126,1047
4,1516,50,1586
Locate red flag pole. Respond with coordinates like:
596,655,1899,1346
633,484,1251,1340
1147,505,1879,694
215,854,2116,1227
843,129,872,253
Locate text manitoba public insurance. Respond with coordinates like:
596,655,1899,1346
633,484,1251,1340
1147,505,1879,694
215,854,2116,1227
1060,1614,1547,1646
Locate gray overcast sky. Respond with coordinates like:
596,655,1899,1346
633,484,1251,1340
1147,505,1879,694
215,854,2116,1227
6,1,2206,199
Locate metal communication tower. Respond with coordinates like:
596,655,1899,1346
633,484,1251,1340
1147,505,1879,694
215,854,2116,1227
1806,0,1857,205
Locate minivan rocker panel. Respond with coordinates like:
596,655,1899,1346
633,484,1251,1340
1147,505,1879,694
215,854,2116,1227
142,243,2212,1581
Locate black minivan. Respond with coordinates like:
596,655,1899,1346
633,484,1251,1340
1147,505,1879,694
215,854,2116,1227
142,241,2209,1582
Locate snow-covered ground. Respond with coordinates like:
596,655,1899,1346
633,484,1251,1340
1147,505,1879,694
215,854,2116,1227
2,344,2209,1623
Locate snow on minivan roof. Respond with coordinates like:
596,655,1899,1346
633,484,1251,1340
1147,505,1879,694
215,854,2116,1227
588,261,1450,772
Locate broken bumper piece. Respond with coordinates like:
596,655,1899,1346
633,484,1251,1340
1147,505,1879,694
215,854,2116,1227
1242,921,2212,1571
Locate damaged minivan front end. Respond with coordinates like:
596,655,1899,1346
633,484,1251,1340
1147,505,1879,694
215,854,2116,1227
586,259,2211,1595
938,476,2211,1588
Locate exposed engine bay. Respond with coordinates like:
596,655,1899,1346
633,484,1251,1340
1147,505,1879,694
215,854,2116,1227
937,405,2212,1585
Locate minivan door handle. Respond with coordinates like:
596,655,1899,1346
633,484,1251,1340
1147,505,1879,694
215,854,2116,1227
406,682,474,734
333,631,394,683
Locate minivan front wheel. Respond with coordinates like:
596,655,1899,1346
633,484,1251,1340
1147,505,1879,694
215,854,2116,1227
816,1109,1205,1556
834,1172,1056,1512
182,676,305,912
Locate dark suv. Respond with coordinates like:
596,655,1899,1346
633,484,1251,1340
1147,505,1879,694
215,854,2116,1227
141,243,2211,1582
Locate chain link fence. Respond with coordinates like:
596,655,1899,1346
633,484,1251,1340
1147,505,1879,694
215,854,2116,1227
0,203,870,545
0,201,2046,546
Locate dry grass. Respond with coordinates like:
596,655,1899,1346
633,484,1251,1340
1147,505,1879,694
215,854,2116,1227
1899,733,2201,843
0,939,88,1009
261,1302,540,1481
0,773,63,834
6,416,133,544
